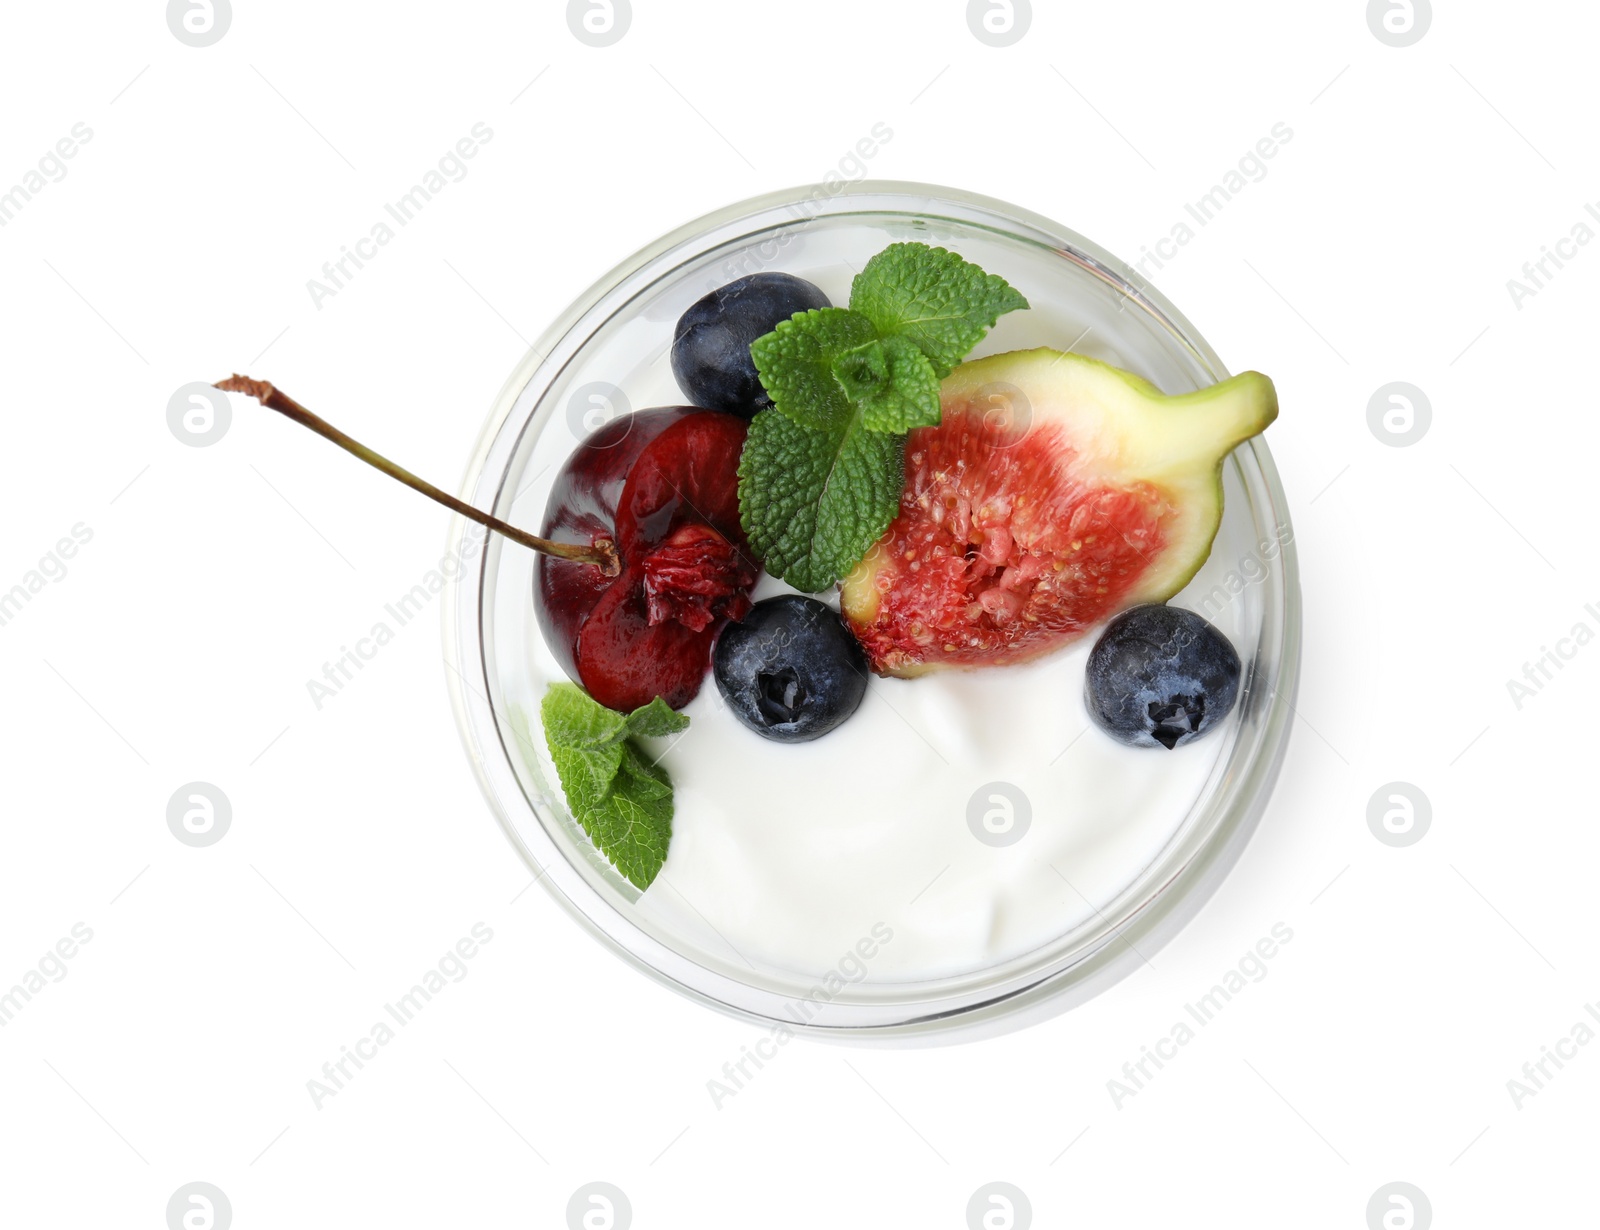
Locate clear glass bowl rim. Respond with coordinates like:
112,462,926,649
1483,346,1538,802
443,180,1303,1044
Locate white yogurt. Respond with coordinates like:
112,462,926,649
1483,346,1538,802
630,568,1243,983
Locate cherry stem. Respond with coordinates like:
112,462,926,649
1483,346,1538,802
214,375,620,577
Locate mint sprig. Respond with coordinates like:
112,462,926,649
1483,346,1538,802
540,684,688,890
740,242,1026,591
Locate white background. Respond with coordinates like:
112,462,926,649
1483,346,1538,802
1,1,1593,1226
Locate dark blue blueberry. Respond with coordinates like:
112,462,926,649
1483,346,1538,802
672,273,831,418
713,595,867,742
1085,605,1242,749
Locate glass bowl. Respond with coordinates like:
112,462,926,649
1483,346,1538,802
443,182,1301,1043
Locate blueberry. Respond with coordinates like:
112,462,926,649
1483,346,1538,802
1084,605,1242,749
672,273,831,418
713,595,867,742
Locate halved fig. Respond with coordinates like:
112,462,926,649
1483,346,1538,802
538,407,759,711
839,349,1277,676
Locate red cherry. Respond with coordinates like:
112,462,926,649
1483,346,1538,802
207,377,754,715
537,408,758,711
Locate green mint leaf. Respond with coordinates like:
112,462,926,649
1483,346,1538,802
541,683,682,890
542,681,630,749
750,308,878,431
625,695,691,739
616,741,673,802
546,738,623,820
738,405,904,592
854,334,942,433
849,242,1029,378
594,744,674,888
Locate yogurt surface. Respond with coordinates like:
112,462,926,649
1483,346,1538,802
630,571,1240,983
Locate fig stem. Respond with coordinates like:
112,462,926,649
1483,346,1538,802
215,375,620,577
